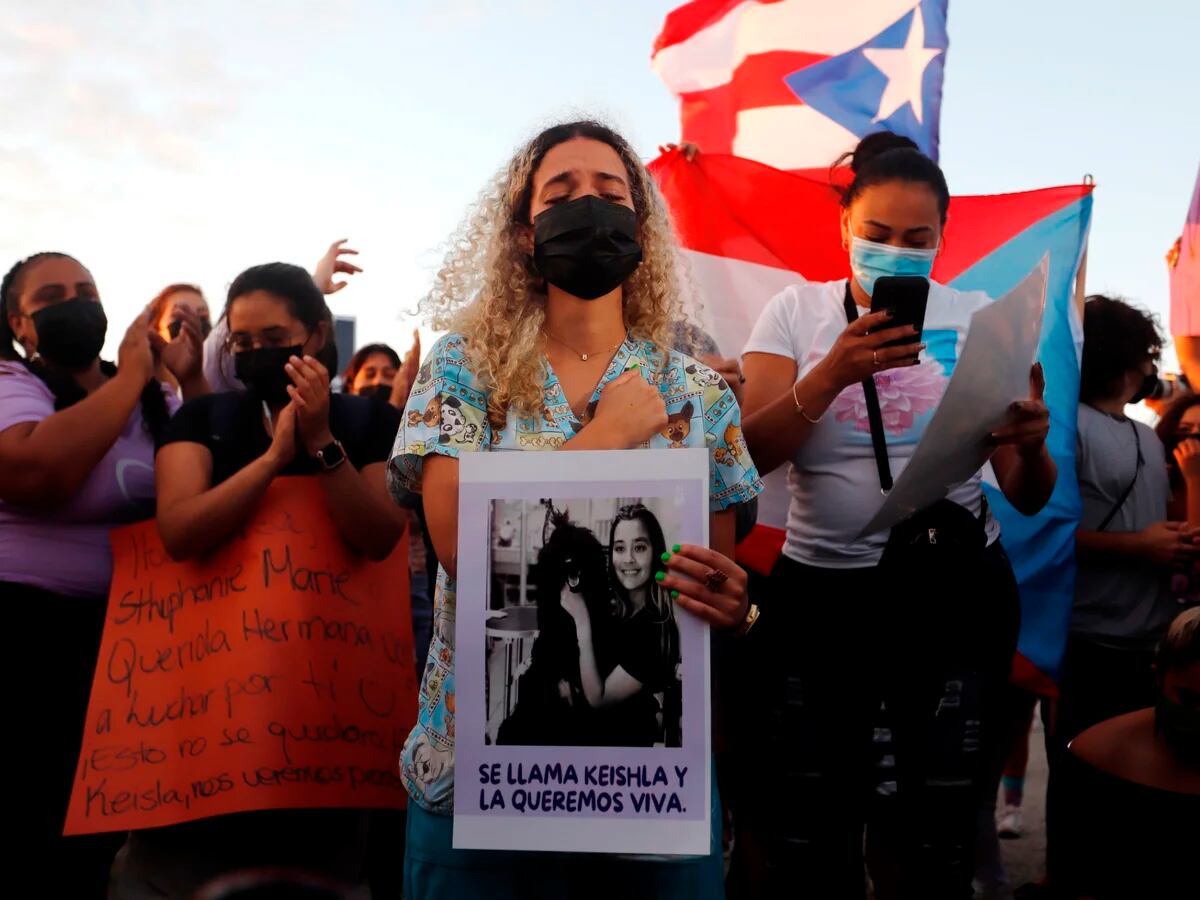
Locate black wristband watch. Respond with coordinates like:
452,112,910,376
314,439,348,472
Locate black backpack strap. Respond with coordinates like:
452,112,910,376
843,284,893,493
1096,418,1143,532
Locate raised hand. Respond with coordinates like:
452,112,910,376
117,305,157,388
153,306,204,385
1174,438,1200,484
312,239,363,295
265,401,299,470
990,363,1050,457
285,354,333,454
590,369,668,448
390,329,422,410
815,310,923,391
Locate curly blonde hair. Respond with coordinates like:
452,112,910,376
420,120,693,426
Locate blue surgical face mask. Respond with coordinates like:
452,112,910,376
849,235,938,297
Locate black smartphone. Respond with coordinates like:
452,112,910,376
870,275,930,347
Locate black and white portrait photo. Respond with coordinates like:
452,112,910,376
485,497,684,749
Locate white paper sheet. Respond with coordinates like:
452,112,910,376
859,257,1049,537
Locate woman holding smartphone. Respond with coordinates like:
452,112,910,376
738,131,1056,898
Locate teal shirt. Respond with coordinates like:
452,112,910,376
388,333,762,813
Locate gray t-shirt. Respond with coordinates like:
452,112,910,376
1072,405,1173,645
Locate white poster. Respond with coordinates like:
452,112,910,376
453,449,712,855
861,257,1049,536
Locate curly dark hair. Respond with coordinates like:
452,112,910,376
1079,295,1163,405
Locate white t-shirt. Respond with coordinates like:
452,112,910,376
744,278,1001,569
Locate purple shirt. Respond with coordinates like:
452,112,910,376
0,362,178,599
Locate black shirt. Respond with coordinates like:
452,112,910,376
1056,750,1198,898
598,606,681,747
160,391,400,484
129,391,401,891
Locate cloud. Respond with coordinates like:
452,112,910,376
0,6,242,174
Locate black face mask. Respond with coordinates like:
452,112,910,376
533,195,643,300
1130,365,1159,404
234,345,301,406
30,297,108,370
1156,696,1200,763
359,384,393,401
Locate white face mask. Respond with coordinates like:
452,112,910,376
849,235,938,296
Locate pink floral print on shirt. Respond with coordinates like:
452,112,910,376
831,360,948,436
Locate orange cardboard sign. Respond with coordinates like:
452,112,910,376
65,477,416,835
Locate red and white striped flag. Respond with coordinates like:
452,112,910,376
652,0,948,172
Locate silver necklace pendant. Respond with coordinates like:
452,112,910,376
581,353,589,361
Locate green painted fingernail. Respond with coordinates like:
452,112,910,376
655,571,666,583
670,590,680,599
672,544,681,553
661,552,671,563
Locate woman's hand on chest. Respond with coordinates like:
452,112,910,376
587,370,669,449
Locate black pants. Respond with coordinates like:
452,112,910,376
2,580,125,897
736,544,1019,900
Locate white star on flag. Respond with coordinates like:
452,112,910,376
862,4,944,124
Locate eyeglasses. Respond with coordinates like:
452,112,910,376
224,326,308,354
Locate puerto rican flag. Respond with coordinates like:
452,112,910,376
650,149,1093,691
1170,163,1200,337
652,0,948,172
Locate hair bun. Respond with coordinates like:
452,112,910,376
848,131,920,173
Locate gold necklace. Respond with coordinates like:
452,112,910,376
543,329,627,362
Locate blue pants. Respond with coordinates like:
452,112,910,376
404,775,725,900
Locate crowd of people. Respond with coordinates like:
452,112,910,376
2,120,1196,899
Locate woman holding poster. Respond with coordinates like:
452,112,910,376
739,132,1056,898
0,251,205,897
390,120,761,899
109,262,407,898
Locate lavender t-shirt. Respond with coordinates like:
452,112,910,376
0,362,178,599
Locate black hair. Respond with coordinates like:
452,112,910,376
835,131,951,223
0,253,169,440
607,504,680,736
225,262,337,373
607,504,671,620
342,343,400,390
1079,294,1163,405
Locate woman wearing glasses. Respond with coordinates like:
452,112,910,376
111,262,407,898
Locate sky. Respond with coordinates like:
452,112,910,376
1,0,1197,367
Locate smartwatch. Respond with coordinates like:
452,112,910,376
315,439,348,472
